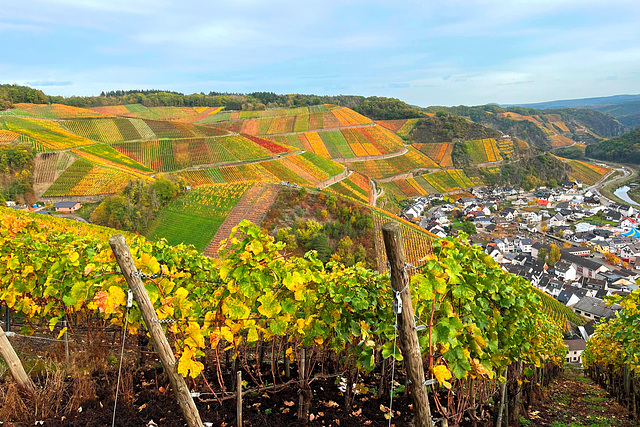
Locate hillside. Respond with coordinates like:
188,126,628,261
510,93,640,129
585,127,640,163
378,114,501,143
424,104,625,150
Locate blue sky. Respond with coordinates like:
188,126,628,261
2,0,639,106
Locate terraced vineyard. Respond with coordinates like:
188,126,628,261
42,158,132,196
111,135,279,172
372,210,434,273
174,152,344,187
327,172,372,203
376,118,420,138
6,103,106,119
91,105,224,123
382,169,476,198
33,152,75,185
347,147,438,179
206,105,369,134
63,118,227,142
413,142,454,167
496,137,515,158
204,183,281,257
1,116,94,150
146,183,251,252
559,157,612,185
303,125,407,158
75,144,154,173
0,130,19,142
465,138,503,163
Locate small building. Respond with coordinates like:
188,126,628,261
564,339,586,364
571,296,621,321
53,201,82,213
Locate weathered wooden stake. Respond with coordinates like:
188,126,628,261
298,348,306,420
109,234,203,427
0,325,35,393
496,367,508,427
382,221,433,427
237,370,243,427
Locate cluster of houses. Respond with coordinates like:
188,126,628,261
400,181,640,365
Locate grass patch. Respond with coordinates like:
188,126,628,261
145,184,250,252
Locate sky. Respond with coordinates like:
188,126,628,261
2,0,640,106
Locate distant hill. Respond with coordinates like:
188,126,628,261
423,104,625,150
585,127,640,164
377,114,501,144
508,94,640,129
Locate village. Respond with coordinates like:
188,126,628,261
402,179,640,365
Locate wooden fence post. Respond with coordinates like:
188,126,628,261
109,234,204,427
382,222,433,427
0,325,35,393
237,370,243,427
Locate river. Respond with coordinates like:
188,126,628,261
613,185,640,207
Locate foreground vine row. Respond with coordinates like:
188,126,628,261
0,208,567,424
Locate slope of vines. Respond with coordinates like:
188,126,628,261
0,209,566,424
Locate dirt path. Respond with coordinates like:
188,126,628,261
526,367,634,427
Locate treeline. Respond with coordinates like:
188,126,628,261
90,178,179,232
1,83,425,120
0,145,35,204
477,153,571,190
405,113,501,143
586,127,640,163
0,84,48,110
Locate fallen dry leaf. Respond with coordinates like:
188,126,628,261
284,400,295,407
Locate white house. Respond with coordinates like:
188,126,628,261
516,238,533,253
549,213,566,227
554,261,577,282
564,339,586,364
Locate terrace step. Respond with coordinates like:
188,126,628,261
203,183,280,258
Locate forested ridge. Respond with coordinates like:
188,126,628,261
586,127,640,163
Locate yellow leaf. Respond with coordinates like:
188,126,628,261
183,322,204,349
68,252,79,263
56,327,67,340
138,253,160,274
177,347,204,379
220,326,234,343
432,365,453,389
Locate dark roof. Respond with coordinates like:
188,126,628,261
555,261,573,273
595,289,608,299
564,339,586,352
573,296,621,319
54,201,80,208
583,320,597,337
562,252,604,271
557,290,574,304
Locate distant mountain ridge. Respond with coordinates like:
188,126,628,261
505,94,640,109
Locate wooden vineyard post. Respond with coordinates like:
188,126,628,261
0,325,35,392
237,371,243,427
109,235,204,427
382,222,433,427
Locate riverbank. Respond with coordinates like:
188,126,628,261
599,163,639,205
